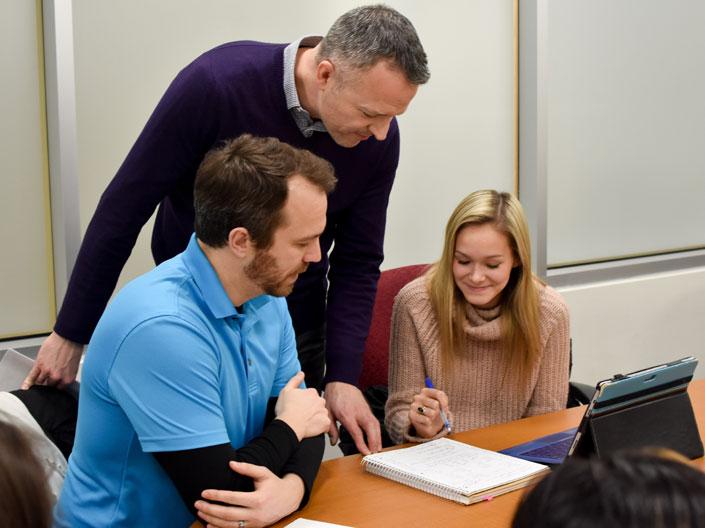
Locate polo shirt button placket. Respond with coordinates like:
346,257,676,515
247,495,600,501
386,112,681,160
229,315,248,376
246,357,254,385
238,317,257,392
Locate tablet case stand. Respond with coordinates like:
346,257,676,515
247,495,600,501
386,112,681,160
573,390,704,460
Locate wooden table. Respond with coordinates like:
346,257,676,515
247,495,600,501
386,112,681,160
272,379,705,528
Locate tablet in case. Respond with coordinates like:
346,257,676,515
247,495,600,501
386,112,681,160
571,356,703,460
572,389,704,459
502,356,703,464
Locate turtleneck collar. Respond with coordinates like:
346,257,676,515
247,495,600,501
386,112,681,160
462,301,502,341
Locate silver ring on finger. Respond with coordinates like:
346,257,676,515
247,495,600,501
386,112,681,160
238,521,246,528
417,406,425,415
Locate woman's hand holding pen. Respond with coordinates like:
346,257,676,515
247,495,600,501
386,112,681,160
408,388,451,439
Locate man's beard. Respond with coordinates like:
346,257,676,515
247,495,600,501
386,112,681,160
244,249,307,297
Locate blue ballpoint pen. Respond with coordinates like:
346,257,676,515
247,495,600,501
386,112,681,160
424,376,452,433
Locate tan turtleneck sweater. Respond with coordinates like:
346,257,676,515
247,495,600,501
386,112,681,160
384,276,570,444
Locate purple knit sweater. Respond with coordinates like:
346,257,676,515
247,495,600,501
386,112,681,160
56,41,401,384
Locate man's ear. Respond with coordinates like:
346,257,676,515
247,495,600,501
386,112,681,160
227,227,252,257
315,59,335,89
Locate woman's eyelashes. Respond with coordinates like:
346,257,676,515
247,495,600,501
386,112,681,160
454,257,502,270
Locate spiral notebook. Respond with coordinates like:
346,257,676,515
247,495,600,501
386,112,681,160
362,438,549,505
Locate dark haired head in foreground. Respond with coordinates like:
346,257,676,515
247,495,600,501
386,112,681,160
0,419,52,528
512,450,705,528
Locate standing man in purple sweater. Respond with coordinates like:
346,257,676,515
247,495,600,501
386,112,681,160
24,4,429,455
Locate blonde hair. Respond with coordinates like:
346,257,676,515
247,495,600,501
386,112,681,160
426,190,541,378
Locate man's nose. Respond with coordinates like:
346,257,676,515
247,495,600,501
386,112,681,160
305,240,322,263
369,117,392,141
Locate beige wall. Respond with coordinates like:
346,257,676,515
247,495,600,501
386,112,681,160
561,268,705,383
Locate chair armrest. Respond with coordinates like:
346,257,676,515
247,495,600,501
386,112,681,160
568,381,595,408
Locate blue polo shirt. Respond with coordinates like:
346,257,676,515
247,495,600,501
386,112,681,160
55,235,300,527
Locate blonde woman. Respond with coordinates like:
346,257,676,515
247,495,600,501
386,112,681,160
385,190,570,443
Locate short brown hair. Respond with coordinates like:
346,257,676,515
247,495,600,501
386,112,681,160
194,134,336,248
0,419,52,528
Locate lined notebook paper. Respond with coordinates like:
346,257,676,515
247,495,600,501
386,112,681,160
362,438,549,505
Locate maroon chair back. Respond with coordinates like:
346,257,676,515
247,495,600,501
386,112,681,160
358,264,430,391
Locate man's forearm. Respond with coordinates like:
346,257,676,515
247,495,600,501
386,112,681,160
154,419,299,515
279,434,325,508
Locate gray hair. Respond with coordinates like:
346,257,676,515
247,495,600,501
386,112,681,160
317,4,430,85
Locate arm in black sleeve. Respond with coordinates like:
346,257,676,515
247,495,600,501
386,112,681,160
280,434,324,508
262,396,325,508
155,398,325,515
154,419,299,517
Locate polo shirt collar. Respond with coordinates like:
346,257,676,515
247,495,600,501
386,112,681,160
182,235,237,319
182,235,274,322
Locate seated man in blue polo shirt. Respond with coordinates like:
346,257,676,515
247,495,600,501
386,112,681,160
55,134,337,527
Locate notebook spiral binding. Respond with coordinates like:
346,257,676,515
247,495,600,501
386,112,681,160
362,458,468,504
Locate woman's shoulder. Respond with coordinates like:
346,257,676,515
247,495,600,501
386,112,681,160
395,275,430,302
536,282,570,323
393,275,434,317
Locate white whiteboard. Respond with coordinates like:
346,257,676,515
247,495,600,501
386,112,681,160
0,0,54,337
546,0,705,266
